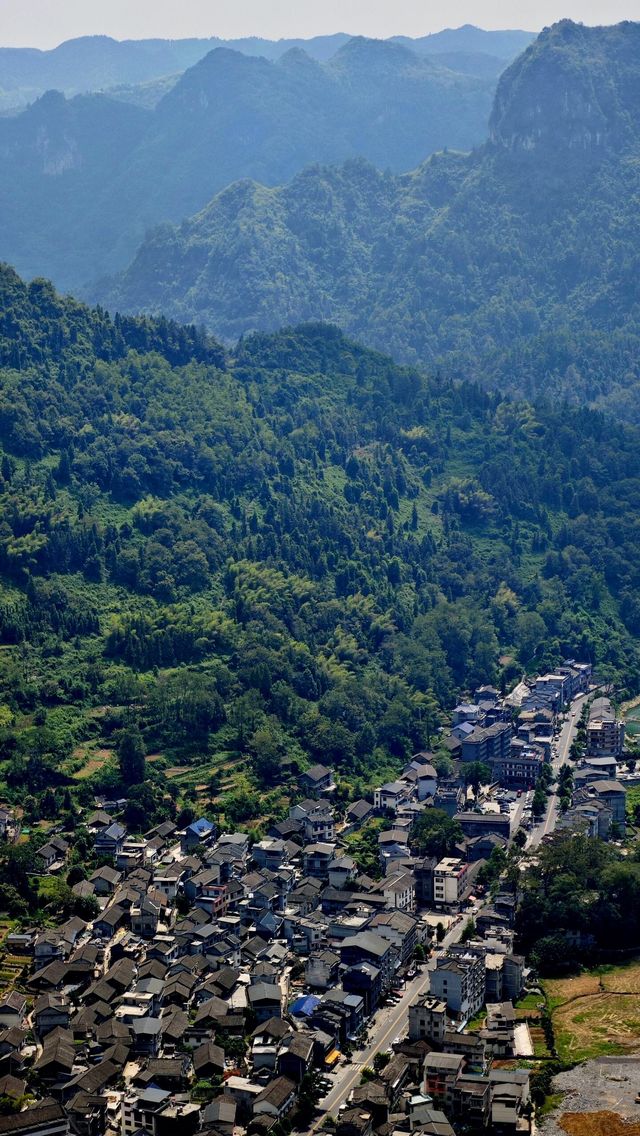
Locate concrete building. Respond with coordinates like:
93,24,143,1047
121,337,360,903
429,950,485,1019
408,994,447,1043
494,741,545,788
461,722,512,765
587,698,625,758
433,858,468,909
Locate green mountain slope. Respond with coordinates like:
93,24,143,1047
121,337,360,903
100,20,640,417
1,264,640,825
0,39,497,290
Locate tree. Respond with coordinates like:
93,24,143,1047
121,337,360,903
249,719,286,787
460,918,476,942
117,724,146,786
532,787,547,818
296,1070,324,1123
464,761,491,799
515,611,546,663
410,809,463,859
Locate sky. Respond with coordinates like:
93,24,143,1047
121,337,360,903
0,0,638,48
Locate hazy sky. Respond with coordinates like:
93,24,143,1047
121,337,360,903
0,0,637,49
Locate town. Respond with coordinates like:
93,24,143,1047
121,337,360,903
0,660,631,1136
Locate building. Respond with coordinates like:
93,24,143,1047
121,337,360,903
411,763,438,801
374,781,411,812
582,779,627,832
461,722,512,765
340,932,395,991
495,741,545,787
434,783,465,819
0,1103,69,1136
433,858,468,908
368,910,417,964
455,812,511,840
408,994,447,1043
534,673,571,708
414,858,437,906
587,698,625,758
302,843,336,879
452,704,483,726
299,764,335,796
253,1075,297,1119
429,949,485,1019
378,870,416,913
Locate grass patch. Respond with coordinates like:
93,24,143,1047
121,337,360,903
515,991,544,1018
466,1007,486,1031
538,1092,564,1117
544,959,640,1063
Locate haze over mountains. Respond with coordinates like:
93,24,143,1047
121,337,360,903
0,35,508,291
99,20,640,417
0,25,534,108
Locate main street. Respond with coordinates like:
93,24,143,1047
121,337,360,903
310,688,592,1127
527,690,586,847
310,916,468,1130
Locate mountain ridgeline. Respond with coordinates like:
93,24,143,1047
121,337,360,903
0,37,500,292
0,26,534,108
99,20,640,417
1,266,640,816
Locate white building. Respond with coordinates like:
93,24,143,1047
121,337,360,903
433,858,468,908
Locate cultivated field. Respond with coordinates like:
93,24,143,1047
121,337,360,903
544,962,640,1063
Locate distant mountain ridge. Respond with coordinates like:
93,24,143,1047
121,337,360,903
0,25,534,108
96,20,640,418
0,37,500,289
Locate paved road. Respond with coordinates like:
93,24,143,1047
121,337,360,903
527,691,586,848
309,689,593,1127
310,917,468,1129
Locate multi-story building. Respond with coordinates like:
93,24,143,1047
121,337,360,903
433,858,468,908
434,782,466,818
374,781,411,812
429,949,486,1019
587,698,625,758
494,741,545,787
408,993,447,1043
302,843,336,879
461,721,512,765
582,779,627,832
413,857,437,906
340,931,396,991
368,910,417,963
534,673,571,708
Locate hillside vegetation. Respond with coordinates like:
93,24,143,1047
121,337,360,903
101,20,640,417
1,266,640,832
0,39,497,290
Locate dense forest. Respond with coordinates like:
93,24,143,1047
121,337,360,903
0,264,640,838
0,38,498,290
102,20,640,418
516,833,640,974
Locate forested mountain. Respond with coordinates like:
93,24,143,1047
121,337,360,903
0,39,498,291
101,20,640,418
1,264,640,821
0,26,532,109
